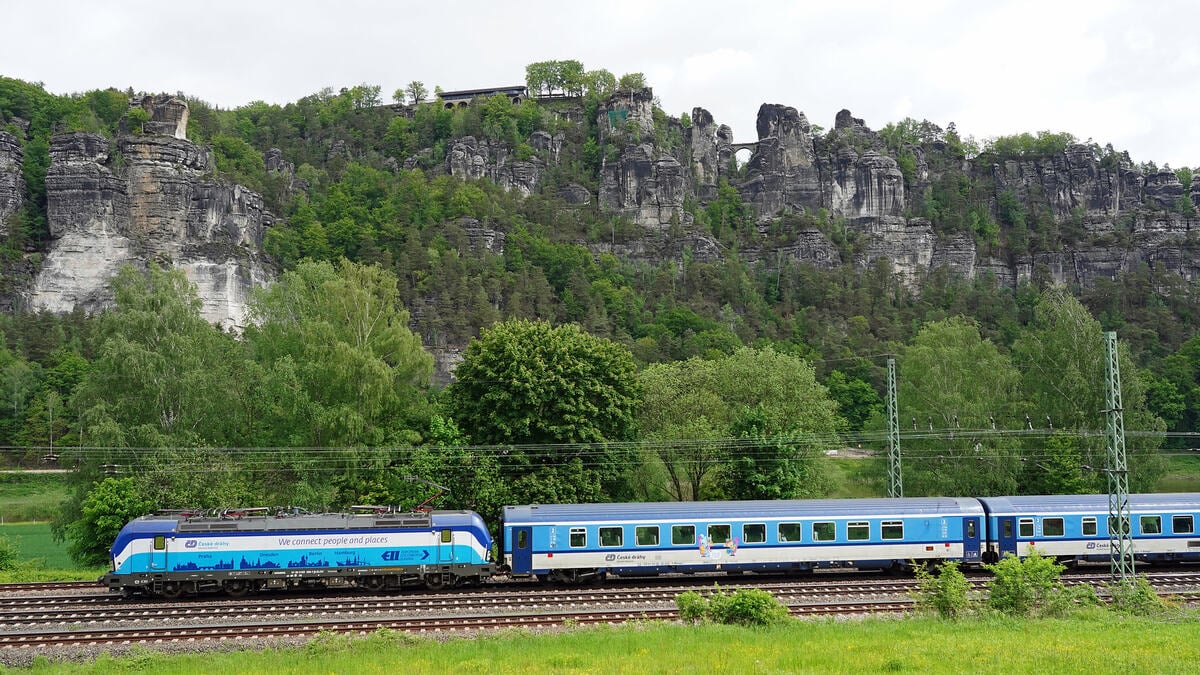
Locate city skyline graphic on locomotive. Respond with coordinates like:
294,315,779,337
104,493,1200,597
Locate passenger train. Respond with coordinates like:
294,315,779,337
104,493,1200,597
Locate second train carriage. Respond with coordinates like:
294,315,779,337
977,493,1200,564
103,507,493,597
502,497,986,581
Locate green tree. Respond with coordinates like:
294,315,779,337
639,347,841,501
446,319,640,504
825,370,882,433
65,477,155,567
405,81,428,105
245,259,433,448
1011,289,1166,492
897,316,1022,496
448,319,639,445
718,405,831,500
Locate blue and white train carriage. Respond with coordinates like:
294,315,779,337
977,493,1200,564
502,498,986,581
104,507,493,597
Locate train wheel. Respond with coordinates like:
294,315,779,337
223,580,251,597
424,573,447,590
159,581,185,599
360,576,386,592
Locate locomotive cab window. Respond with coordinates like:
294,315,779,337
813,522,836,542
1082,517,1098,536
1042,518,1064,537
1173,515,1194,535
881,521,904,540
778,523,803,543
848,521,870,541
635,526,659,546
1019,518,1034,537
441,529,452,543
672,525,696,546
1140,515,1161,535
708,524,731,545
153,536,165,551
570,528,587,548
743,523,766,544
599,526,623,547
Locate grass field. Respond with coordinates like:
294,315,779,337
0,471,67,523
7,613,1199,674
1158,451,1200,492
0,522,77,571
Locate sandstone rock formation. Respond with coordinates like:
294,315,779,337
0,131,22,238
26,98,274,329
446,136,544,197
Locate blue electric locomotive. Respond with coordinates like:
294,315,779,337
502,497,985,581
103,507,493,597
977,493,1200,564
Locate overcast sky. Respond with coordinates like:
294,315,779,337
5,1,1198,168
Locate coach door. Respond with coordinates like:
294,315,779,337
438,528,455,563
998,517,1017,557
962,517,981,561
511,527,533,574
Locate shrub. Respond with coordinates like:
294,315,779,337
984,549,1065,616
675,586,790,626
913,561,972,618
708,588,791,627
675,590,708,624
1108,577,1173,616
0,536,18,571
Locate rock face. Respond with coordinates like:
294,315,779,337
446,136,545,197
599,144,691,229
27,99,274,329
0,131,22,238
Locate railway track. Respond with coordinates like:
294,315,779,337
1,571,1197,654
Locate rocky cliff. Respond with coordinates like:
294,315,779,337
22,96,274,328
0,131,22,239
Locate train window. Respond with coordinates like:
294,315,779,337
881,521,904,540
812,522,836,542
1108,516,1130,536
517,530,528,549
1043,518,1064,537
153,536,165,551
1002,520,1013,538
1140,516,1161,535
1173,515,1194,535
1082,517,1097,536
570,528,586,548
778,523,803,542
1018,519,1034,537
708,524,731,544
847,522,870,541
965,520,976,538
743,523,766,544
441,529,452,543
672,525,696,545
599,527,623,547
636,526,659,546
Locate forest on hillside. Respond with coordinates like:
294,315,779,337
2,63,1199,563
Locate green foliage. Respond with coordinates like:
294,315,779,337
719,404,831,500
1107,577,1172,615
0,536,18,571
913,561,972,618
677,586,790,626
824,370,882,433
618,72,647,89
65,477,154,566
984,131,1076,159
898,316,1022,496
525,60,586,97
448,319,639,446
125,107,150,134
211,134,267,192
984,549,1066,616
